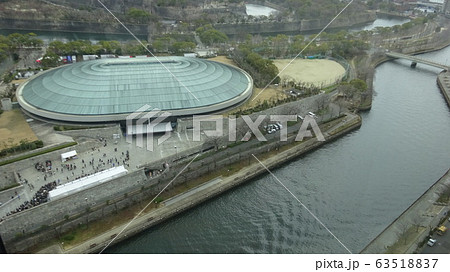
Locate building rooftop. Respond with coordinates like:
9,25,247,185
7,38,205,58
17,57,252,122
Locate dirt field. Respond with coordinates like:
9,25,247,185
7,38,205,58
209,56,287,115
208,55,237,67
274,59,346,87
0,109,38,149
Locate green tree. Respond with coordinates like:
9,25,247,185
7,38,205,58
126,8,157,24
350,79,367,92
40,52,60,67
196,24,228,46
48,41,68,55
170,41,196,54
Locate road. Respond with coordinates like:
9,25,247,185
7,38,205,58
421,218,450,254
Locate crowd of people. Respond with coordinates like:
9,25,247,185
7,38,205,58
1,138,135,223
34,160,52,172
3,181,57,218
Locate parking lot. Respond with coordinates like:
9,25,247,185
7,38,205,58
421,218,450,254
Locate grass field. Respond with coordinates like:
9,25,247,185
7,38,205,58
0,109,38,149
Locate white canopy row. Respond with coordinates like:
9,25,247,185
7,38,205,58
48,165,128,201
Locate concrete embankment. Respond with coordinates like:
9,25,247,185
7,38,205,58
59,114,362,254
361,169,450,254
437,71,450,107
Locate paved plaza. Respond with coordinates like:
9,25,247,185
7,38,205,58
0,122,205,219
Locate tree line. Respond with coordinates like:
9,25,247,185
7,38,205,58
232,46,280,88
241,30,369,60
0,33,43,63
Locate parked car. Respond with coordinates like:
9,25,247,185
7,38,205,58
308,112,317,118
436,225,447,235
265,123,282,134
427,238,436,247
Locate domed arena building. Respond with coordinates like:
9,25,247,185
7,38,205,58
17,56,253,124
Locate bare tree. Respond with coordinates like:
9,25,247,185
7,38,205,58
411,215,424,233
315,94,328,111
284,103,299,115
235,122,249,142
439,183,450,203
205,136,223,151
396,221,410,245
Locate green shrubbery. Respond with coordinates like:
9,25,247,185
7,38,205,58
0,142,77,166
62,233,75,242
0,140,44,158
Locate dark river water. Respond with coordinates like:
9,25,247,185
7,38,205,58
105,45,450,254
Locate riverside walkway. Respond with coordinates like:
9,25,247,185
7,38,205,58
386,51,449,71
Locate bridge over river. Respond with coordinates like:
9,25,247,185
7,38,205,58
386,51,449,71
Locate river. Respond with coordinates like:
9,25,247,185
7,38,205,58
350,15,410,31
246,4,279,17
105,47,450,254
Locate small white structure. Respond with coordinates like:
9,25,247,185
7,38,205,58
1,98,12,111
82,55,98,61
48,165,128,201
100,54,116,59
184,53,197,58
61,150,77,162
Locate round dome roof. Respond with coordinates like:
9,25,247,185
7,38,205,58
17,57,252,122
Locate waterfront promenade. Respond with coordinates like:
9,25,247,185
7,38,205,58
437,71,450,106
361,169,450,254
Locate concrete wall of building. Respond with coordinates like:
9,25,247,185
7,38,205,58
1,98,12,111
56,125,122,140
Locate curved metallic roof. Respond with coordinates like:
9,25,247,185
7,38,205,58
17,57,252,122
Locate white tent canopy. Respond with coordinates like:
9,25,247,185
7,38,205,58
61,150,77,162
48,165,128,201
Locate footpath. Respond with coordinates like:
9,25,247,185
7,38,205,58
437,71,450,107
38,113,362,254
361,169,450,254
